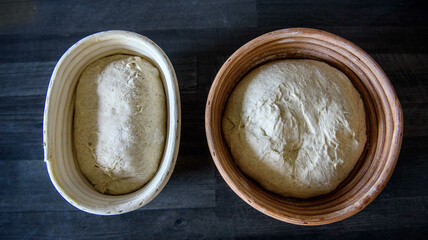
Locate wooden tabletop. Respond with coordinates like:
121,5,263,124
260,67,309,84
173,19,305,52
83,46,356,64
0,0,426,239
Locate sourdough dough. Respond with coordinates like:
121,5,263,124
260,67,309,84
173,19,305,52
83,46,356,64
74,54,166,195
222,59,366,198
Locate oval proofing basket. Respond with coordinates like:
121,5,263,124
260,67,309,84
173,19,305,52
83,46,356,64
43,31,181,215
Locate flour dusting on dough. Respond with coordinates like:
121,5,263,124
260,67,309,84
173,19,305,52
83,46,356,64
74,55,166,195
222,59,366,198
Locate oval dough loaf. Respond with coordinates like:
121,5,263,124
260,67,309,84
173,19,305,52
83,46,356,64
222,59,366,198
74,54,166,195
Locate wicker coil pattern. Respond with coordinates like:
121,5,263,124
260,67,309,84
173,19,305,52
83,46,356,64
205,28,403,225
44,31,181,215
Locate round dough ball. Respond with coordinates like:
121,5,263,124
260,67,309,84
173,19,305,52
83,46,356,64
222,59,366,198
74,54,166,195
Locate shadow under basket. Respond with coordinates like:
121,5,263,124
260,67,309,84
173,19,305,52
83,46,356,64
205,28,403,225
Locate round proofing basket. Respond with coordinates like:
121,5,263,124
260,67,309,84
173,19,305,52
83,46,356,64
205,28,403,225
43,31,181,215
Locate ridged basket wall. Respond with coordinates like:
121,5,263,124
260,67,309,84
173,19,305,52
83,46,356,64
205,28,403,225
43,31,181,215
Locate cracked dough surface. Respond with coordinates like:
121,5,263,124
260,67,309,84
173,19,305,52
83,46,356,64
222,59,366,198
74,54,166,195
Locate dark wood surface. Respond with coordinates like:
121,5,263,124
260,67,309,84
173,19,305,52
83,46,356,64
0,0,427,239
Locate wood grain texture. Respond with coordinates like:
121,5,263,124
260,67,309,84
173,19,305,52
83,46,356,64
0,196,427,239
0,0,257,34
257,0,425,27
0,154,215,212
0,0,427,238
2,26,428,65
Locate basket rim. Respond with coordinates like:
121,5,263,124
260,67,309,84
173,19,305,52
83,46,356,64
205,28,403,225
